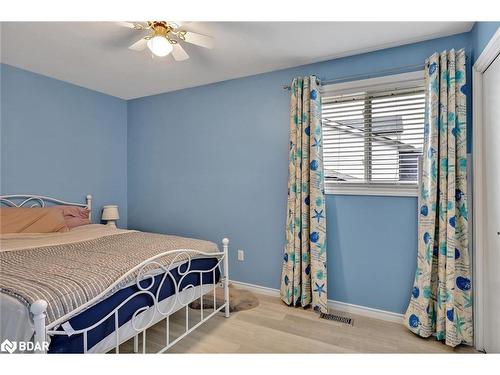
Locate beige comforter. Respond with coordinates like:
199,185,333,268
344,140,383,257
0,225,219,325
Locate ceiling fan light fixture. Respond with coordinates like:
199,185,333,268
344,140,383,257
147,36,173,57
123,21,213,61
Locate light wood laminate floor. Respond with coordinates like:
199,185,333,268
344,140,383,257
119,293,476,354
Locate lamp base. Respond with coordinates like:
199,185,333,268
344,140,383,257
106,220,117,229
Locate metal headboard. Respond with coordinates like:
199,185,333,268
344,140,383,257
0,194,93,221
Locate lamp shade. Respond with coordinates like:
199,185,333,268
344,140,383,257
102,205,119,221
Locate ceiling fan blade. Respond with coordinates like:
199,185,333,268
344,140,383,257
116,21,147,30
129,38,148,51
172,43,189,61
181,31,214,49
168,21,184,29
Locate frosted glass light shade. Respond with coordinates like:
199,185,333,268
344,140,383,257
102,205,119,221
147,36,173,57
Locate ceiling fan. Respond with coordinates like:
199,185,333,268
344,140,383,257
118,21,214,61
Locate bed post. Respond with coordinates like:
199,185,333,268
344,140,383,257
86,194,93,222
222,238,230,318
30,300,48,354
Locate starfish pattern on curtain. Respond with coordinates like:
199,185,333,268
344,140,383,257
280,75,328,313
404,49,472,347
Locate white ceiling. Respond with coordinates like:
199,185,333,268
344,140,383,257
0,22,473,100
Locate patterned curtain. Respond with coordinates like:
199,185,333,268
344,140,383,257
404,49,472,347
280,76,328,313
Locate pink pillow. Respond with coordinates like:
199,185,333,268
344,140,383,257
52,206,91,229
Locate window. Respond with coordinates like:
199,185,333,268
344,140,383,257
321,71,425,196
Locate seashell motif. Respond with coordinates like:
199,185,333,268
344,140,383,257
456,276,471,291
310,232,320,243
447,309,454,322
409,314,420,328
412,287,420,298
429,62,437,75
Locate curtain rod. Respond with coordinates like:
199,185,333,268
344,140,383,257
282,63,424,91
283,54,470,91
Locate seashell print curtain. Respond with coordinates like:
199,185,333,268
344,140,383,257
405,49,472,347
280,76,328,313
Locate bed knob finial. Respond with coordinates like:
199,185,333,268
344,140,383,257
86,195,93,222
222,238,229,246
30,300,48,315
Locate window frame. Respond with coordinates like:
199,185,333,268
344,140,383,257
321,70,424,197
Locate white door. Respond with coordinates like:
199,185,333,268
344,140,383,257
483,52,500,353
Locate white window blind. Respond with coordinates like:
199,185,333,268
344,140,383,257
321,75,425,195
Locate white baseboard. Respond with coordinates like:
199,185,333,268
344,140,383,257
326,299,403,323
230,280,281,297
230,279,403,324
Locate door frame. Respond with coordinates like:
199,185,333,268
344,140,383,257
472,27,500,352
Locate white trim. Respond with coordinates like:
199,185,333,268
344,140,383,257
325,183,418,197
230,280,403,324
472,26,500,353
474,28,500,72
321,70,424,97
230,280,282,296
326,299,403,324
472,68,485,352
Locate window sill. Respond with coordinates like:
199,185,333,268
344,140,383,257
325,183,418,197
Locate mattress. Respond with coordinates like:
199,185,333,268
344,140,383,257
0,224,221,353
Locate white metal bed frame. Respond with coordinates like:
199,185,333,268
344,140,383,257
0,194,230,354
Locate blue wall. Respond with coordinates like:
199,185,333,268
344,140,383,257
127,32,472,314
1,26,483,314
0,64,128,227
471,22,500,61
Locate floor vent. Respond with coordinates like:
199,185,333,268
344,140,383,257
319,312,353,326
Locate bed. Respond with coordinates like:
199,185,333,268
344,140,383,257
0,194,230,354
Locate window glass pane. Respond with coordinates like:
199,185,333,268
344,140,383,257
323,94,366,182
322,83,424,187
